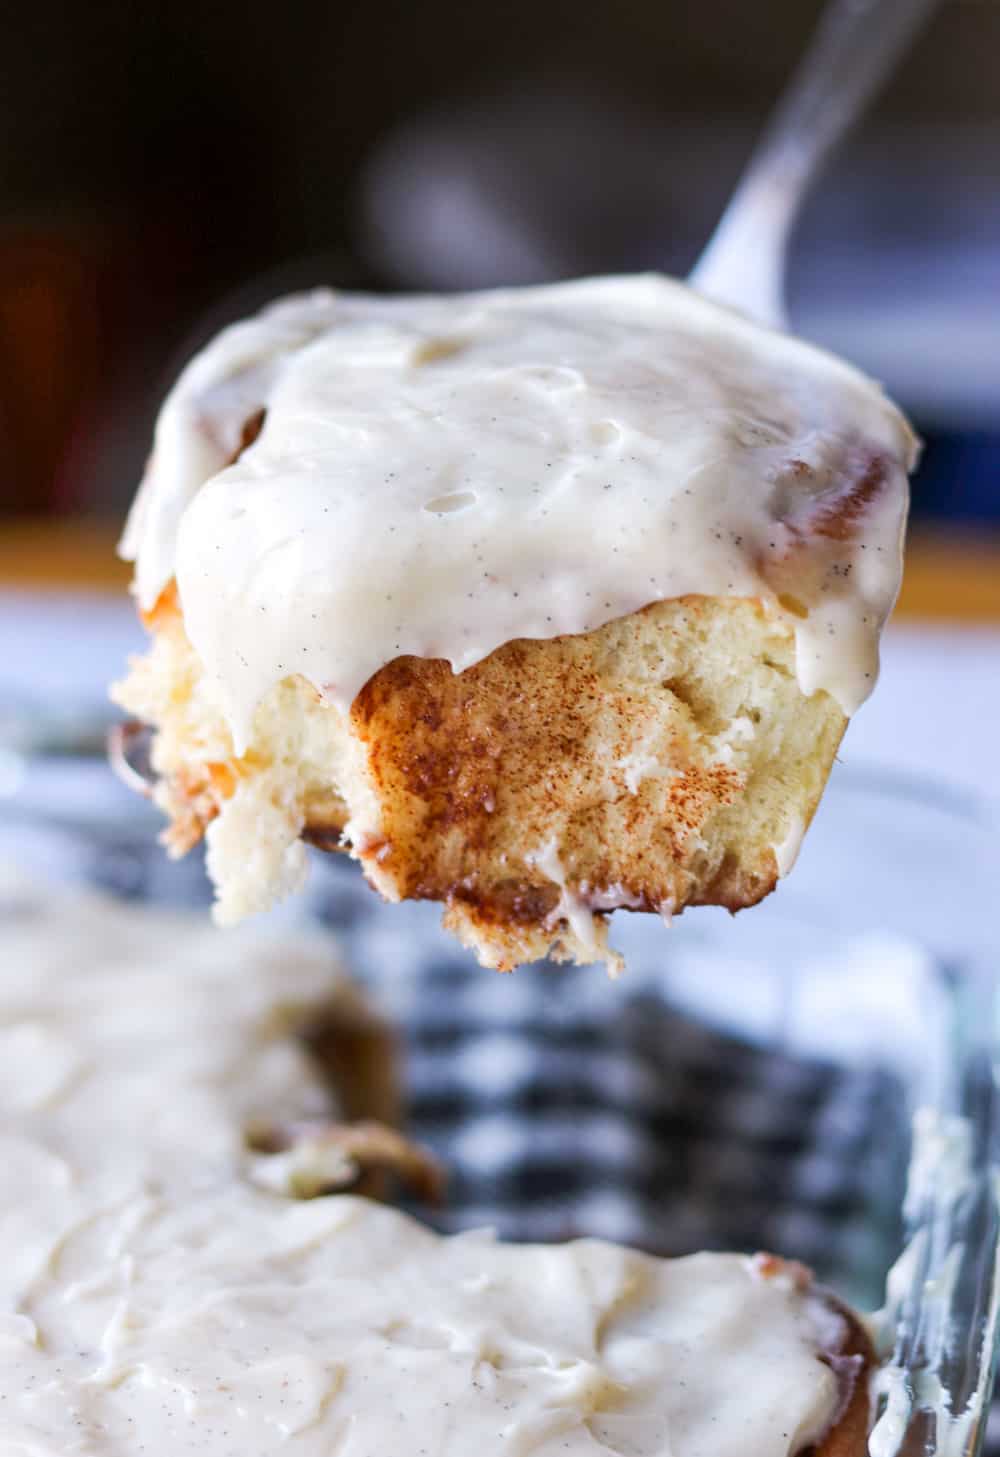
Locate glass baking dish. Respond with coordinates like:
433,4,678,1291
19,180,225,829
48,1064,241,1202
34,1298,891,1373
2,731,998,1457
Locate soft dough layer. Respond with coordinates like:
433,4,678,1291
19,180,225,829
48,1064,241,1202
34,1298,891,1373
114,587,846,970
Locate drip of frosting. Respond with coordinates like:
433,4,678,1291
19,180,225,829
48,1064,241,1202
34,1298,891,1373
122,273,914,752
0,874,848,1455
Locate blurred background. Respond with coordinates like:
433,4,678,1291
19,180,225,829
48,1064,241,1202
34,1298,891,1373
0,0,996,528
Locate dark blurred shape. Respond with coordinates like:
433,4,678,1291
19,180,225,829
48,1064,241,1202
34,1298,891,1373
0,0,996,524
359,84,730,287
0,230,99,514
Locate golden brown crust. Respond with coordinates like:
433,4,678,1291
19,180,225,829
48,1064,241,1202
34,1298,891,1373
345,595,844,966
245,1114,445,1203
351,625,750,905
756,1255,873,1457
301,999,401,1129
248,998,443,1204
813,1308,873,1457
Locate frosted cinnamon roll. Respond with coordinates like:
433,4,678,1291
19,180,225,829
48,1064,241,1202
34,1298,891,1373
114,274,915,970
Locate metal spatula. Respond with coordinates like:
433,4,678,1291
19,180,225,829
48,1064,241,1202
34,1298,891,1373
690,0,939,329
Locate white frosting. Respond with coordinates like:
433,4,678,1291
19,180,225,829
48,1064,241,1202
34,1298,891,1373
0,875,850,1456
772,815,807,879
121,274,914,753
869,1109,998,1457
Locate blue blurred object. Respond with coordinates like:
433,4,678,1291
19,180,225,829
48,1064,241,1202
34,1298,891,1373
911,431,1000,525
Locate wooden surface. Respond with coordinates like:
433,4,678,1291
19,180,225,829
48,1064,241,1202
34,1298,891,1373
1,519,999,622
